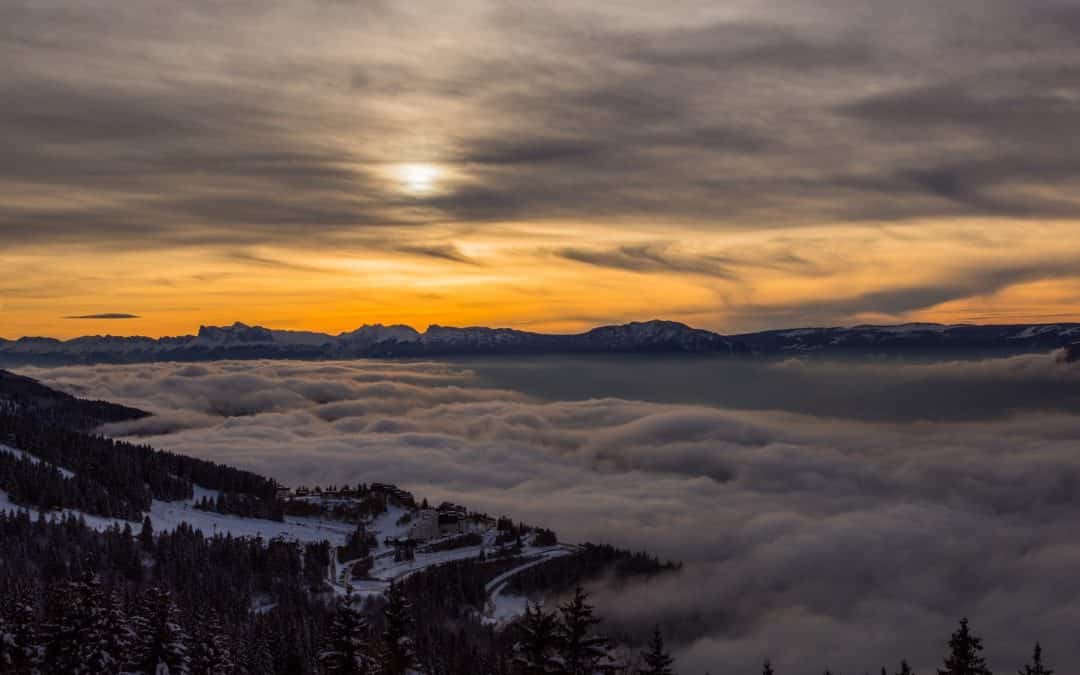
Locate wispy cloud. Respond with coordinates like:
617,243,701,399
64,313,140,319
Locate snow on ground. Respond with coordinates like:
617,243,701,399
487,592,529,624
1,443,578,608
371,503,412,543
0,484,354,546
0,443,353,545
482,545,576,625
148,496,354,545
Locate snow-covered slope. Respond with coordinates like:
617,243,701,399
0,442,574,610
0,445,354,545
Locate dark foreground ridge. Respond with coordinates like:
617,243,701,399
2,319,1079,365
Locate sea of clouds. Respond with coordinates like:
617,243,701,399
20,353,1080,673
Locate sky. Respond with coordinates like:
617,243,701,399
24,353,1080,672
4,0,1080,338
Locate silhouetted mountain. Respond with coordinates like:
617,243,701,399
2,320,1079,365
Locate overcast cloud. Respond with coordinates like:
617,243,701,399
4,0,1080,337
19,355,1080,673
4,0,1080,241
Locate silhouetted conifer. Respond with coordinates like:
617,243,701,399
638,626,675,675
318,592,373,675
557,586,613,674
378,581,414,675
1018,643,1052,675
938,618,991,675
514,602,561,674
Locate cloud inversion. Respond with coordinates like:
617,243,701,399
20,354,1080,673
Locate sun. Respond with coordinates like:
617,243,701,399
397,163,440,195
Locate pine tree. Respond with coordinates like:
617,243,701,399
0,589,28,674
40,575,111,675
318,592,373,675
190,611,235,675
895,660,915,675
74,578,131,674
378,581,414,675
637,626,674,675
140,515,155,551
0,608,11,671
240,635,275,675
1018,643,1052,675
3,583,41,675
98,589,135,674
557,587,613,675
514,602,561,674
938,618,992,675
763,659,775,675
130,586,190,675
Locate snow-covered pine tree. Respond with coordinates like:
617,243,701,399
378,581,414,675
72,576,133,674
938,618,991,675
637,627,674,675
0,607,10,671
557,587,613,675
240,634,275,675
2,583,41,674
129,585,191,675
190,610,235,675
318,591,374,675
40,575,105,674
1018,643,1052,675
96,588,136,674
513,602,562,675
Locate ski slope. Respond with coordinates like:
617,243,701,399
1,442,578,610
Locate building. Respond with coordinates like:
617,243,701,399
371,482,417,507
407,508,470,540
408,509,441,540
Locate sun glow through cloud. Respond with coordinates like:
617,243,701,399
397,163,440,195
2,0,1080,339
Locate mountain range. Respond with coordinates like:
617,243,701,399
2,319,1079,365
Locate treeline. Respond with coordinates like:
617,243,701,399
194,492,285,522
506,544,679,597
754,618,1054,675
0,405,282,521
0,368,147,431
0,508,334,673
0,507,677,674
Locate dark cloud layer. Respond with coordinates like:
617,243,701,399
20,354,1080,673
5,0,1080,251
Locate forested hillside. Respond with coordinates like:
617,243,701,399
0,369,283,520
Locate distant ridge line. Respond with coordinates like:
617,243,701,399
2,319,1079,365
